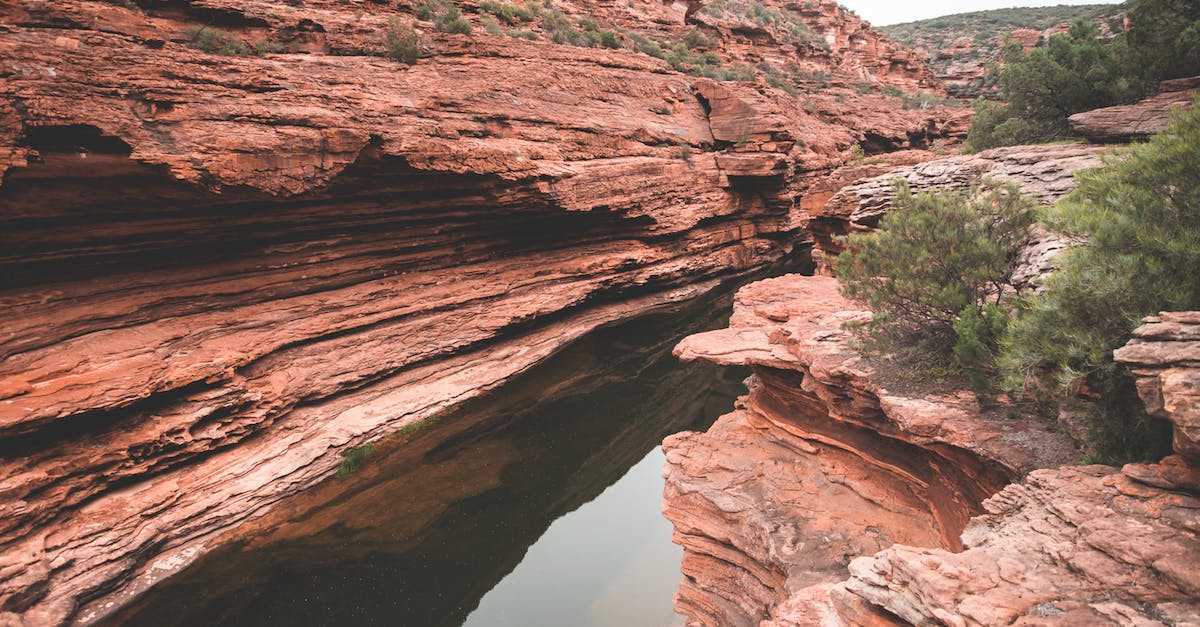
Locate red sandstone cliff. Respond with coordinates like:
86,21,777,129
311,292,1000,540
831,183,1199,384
663,98,1200,622
0,0,966,623
666,276,1200,626
666,275,1078,626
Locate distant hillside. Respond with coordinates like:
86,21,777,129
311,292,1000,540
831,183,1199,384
882,4,1124,97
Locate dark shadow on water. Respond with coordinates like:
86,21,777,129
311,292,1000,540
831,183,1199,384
105,286,751,627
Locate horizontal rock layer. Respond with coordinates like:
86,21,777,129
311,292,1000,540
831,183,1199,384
0,0,972,621
667,280,1200,626
98,294,749,626
844,462,1200,627
0,144,801,625
1069,76,1200,143
846,315,1200,625
808,143,1108,273
664,275,1077,626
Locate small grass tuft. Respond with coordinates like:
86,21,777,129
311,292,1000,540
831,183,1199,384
336,444,376,477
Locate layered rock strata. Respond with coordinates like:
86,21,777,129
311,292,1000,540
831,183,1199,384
100,297,749,626
1069,76,1200,143
808,143,1108,273
840,314,1200,626
664,275,1077,626
0,0,968,623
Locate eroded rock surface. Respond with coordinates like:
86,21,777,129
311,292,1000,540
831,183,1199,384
666,277,1200,626
845,464,1200,626
0,0,968,623
809,143,1108,272
1069,76,1200,143
843,316,1200,625
663,275,1076,626
1117,311,1200,472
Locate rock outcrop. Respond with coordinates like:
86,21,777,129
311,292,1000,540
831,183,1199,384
1116,311,1200,473
1069,76,1200,143
666,275,1200,626
840,313,1200,626
0,0,968,623
808,143,1107,273
843,462,1200,626
664,275,1076,626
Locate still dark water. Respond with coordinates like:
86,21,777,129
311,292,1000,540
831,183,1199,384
107,287,749,627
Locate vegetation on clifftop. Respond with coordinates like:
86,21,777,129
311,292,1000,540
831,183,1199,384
838,103,1200,463
965,0,1200,151
882,4,1122,58
1000,102,1200,462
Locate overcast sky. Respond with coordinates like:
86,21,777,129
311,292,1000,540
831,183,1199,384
841,0,1116,26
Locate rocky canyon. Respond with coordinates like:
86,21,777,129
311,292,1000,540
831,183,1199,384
662,81,1200,625
0,0,965,623
2,0,1198,625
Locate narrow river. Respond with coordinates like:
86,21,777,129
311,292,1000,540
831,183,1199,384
105,285,751,627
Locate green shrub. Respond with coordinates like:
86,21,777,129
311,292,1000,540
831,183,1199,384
836,181,1035,355
385,18,420,64
684,28,713,49
534,9,619,48
415,1,438,21
479,0,539,25
623,30,667,58
595,29,620,49
1126,0,1200,82
186,27,250,56
437,5,473,34
480,14,503,35
999,101,1200,462
965,20,1142,151
953,302,1009,395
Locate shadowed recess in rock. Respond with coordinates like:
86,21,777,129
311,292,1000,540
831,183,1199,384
100,290,752,627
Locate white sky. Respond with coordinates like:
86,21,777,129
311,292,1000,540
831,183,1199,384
841,0,1115,26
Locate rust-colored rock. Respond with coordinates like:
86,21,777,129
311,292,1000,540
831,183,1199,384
1116,311,1200,464
844,464,1200,626
809,143,1108,274
1008,27,1042,49
1069,76,1200,143
841,318,1200,624
667,276,1200,626
663,275,1076,626
0,0,967,623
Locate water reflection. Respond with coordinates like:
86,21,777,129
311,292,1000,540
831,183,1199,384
463,449,683,627
107,290,748,627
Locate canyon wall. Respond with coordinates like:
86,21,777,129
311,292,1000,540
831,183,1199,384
664,96,1200,624
0,0,967,623
665,275,1077,626
666,276,1200,626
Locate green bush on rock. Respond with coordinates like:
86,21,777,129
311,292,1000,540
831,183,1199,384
836,181,1035,363
999,100,1200,463
964,20,1140,152
437,6,473,34
385,18,421,64
186,27,251,56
